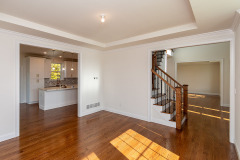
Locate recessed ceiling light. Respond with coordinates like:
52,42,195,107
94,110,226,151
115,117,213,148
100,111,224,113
43,52,47,54
59,56,62,58
101,14,105,23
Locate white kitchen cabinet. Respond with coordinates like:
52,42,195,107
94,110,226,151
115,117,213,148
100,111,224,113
26,57,45,104
44,59,51,78
63,61,78,78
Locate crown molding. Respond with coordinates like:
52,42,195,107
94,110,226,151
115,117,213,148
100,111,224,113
0,12,106,48
106,23,197,47
0,12,199,49
104,29,234,53
231,9,240,31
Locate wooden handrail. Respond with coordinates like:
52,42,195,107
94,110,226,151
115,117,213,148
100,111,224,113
151,69,175,90
156,66,183,88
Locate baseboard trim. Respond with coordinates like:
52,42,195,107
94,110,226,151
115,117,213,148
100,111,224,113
236,142,240,160
222,104,230,107
189,92,220,96
151,118,176,128
0,132,16,143
80,107,104,117
104,107,148,121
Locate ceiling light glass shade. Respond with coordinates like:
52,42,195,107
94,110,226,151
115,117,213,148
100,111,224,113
71,68,74,71
101,14,105,23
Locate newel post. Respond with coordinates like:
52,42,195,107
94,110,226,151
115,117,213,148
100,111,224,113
183,85,188,119
176,87,182,130
152,52,157,89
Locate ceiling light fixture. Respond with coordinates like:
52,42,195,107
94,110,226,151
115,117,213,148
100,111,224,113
101,14,105,23
43,52,47,54
59,56,62,58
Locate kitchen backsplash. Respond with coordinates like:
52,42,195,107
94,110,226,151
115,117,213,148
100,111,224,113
44,78,78,87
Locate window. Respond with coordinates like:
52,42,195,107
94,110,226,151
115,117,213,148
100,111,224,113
51,63,61,80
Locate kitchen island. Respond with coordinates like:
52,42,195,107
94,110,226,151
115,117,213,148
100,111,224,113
39,86,78,110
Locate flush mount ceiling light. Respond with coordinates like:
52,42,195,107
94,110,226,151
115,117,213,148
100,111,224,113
43,52,47,54
101,14,105,23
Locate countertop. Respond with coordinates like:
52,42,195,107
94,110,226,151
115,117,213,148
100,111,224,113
39,86,78,92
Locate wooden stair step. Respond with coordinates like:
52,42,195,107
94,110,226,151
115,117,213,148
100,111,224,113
154,99,172,106
151,93,166,99
161,104,175,114
152,88,160,90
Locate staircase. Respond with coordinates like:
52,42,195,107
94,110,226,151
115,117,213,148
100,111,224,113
151,51,188,129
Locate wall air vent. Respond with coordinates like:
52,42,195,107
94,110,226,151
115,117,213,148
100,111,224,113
86,102,100,109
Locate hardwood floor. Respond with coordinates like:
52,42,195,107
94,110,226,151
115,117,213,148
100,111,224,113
0,94,238,160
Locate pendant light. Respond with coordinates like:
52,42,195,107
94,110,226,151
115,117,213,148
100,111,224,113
62,52,66,71
71,53,74,71
52,50,55,70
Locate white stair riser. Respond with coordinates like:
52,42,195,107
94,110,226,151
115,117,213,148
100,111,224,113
152,105,175,120
151,96,166,104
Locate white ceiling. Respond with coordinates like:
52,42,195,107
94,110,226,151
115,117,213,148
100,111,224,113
0,0,240,49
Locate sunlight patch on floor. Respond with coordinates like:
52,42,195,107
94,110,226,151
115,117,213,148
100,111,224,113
189,104,230,113
188,110,229,121
188,94,206,99
82,152,100,160
110,129,179,160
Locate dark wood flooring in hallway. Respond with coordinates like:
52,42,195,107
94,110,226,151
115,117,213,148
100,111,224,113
0,94,238,160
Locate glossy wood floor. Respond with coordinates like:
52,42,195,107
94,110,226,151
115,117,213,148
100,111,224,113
0,94,238,160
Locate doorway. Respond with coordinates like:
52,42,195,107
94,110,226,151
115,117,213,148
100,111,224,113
19,44,80,136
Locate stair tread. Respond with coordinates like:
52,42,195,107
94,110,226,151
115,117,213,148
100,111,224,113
162,104,175,114
154,99,172,106
151,93,166,99
152,88,160,90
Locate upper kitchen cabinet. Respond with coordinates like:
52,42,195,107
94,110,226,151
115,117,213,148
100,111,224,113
63,61,78,78
44,59,51,78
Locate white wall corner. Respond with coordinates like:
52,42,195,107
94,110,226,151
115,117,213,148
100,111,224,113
104,107,148,121
231,9,240,32
0,132,16,143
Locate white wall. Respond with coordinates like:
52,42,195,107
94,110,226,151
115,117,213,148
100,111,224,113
177,62,220,95
103,44,167,120
0,29,103,142
167,42,230,105
80,48,104,115
234,23,240,157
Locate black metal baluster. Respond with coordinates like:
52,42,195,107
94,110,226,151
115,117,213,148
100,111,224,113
169,79,171,113
161,71,163,105
164,74,166,110
157,69,159,105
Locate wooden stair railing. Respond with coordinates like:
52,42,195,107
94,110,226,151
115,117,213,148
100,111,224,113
151,52,188,129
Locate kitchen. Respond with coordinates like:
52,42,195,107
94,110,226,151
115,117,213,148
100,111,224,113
20,44,78,111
